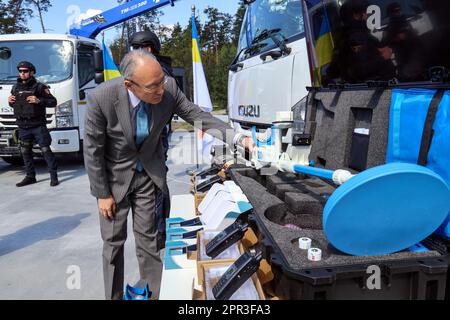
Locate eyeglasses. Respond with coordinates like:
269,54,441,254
127,76,168,93
19,69,30,74
132,45,146,50
132,44,152,51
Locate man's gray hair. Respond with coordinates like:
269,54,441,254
120,50,158,79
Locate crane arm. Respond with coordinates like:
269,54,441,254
69,0,178,39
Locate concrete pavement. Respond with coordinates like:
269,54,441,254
0,131,207,299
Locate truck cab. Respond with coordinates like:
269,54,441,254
0,34,101,164
227,0,312,166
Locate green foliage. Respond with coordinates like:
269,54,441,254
0,0,52,34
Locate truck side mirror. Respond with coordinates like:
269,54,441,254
93,49,104,73
79,90,86,101
95,72,104,84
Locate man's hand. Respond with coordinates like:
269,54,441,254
378,47,393,60
98,196,117,220
8,96,16,104
26,96,40,104
241,136,255,153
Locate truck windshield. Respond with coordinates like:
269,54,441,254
0,40,73,84
305,0,450,86
236,0,305,61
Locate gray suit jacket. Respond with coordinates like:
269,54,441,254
84,76,234,203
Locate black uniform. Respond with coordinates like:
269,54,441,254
10,76,58,179
156,54,176,157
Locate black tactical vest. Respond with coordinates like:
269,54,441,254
11,78,46,119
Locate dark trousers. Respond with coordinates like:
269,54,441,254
18,125,57,177
100,171,163,300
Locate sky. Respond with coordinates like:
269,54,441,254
28,0,241,45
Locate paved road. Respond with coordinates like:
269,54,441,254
0,131,208,299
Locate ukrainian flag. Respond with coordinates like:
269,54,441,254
307,0,334,85
102,39,121,81
315,14,333,69
192,15,215,163
191,16,212,111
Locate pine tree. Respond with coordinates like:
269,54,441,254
26,0,52,33
0,0,32,34
232,1,246,46
0,0,52,34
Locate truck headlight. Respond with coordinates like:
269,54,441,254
292,96,307,133
56,116,73,128
56,100,73,116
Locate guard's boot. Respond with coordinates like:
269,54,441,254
50,173,59,187
16,176,37,187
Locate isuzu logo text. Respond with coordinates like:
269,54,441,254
238,105,260,118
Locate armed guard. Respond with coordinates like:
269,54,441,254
8,61,59,187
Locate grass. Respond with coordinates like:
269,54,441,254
212,108,228,115
171,121,194,132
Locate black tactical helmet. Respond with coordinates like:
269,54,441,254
130,31,161,54
17,61,36,73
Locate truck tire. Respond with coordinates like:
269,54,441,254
1,157,23,166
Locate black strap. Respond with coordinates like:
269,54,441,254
417,89,445,166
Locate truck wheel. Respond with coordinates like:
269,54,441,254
1,157,23,166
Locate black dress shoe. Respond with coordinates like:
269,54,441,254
50,174,59,187
16,176,37,187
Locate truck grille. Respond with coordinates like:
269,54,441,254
236,121,271,131
0,114,54,129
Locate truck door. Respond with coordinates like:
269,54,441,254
77,45,97,142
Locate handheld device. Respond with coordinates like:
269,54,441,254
212,250,262,300
206,220,248,259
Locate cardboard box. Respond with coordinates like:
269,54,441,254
194,227,259,286
195,260,266,300
195,230,243,286
194,192,206,215
191,227,270,300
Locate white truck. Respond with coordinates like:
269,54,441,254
227,0,312,167
0,33,103,164
0,0,180,165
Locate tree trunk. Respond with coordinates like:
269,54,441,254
215,42,219,65
33,1,46,33
119,22,126,62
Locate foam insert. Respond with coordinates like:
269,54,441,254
230,168,441,270
307,89,392,171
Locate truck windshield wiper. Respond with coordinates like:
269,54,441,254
0,76,16,84
252,28,291,56
251,28,282,45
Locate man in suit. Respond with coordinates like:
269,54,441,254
84,50,253,300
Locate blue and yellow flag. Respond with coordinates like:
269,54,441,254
192,15,215,163
102,38,121,81
315,13,334,71
306,0,334,85
191,16,212,112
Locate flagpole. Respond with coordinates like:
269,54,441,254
192,5,200,171
187,4,199,176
